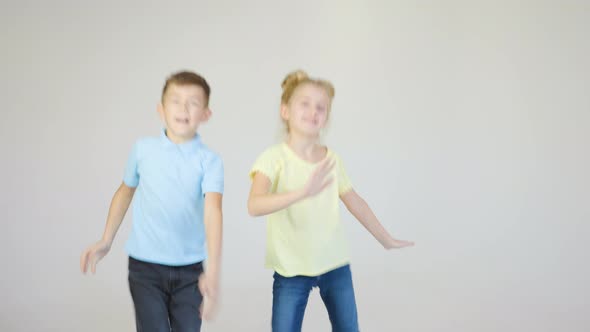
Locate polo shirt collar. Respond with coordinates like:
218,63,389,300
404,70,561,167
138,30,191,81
160,128,201,150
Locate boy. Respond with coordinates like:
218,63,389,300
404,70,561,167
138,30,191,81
80,71,223,332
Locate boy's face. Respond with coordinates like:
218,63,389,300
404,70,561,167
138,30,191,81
281,83,330,137
158,83,211,142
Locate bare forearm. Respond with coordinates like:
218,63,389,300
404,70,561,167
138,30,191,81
204,209,222,278
248,189,304,217
203,192,223,287
347,196,394,247
101,183,135,245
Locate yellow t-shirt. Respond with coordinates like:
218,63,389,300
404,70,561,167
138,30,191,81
249,143,353,277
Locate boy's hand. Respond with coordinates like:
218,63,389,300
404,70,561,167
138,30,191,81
384,238,414,249
80,240,111,274
198,272,219,321
302,158,335,198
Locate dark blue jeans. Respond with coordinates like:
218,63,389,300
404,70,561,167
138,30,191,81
272,264,359,332
128,257,203,332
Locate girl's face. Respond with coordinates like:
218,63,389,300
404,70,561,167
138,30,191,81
281,83,331,137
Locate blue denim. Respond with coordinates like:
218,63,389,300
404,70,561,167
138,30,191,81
128,257,203,332
272,264,359,332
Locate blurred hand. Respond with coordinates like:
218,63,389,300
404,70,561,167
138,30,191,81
80,240,111,274
198,272,219,321
302,158,334,198
384,238,414,249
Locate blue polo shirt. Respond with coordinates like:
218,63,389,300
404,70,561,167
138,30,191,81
123,129,224,266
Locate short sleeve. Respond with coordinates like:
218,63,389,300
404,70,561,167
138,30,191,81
335,154,353,195
249,148,279,187
202,152,224,195
123,142,140,188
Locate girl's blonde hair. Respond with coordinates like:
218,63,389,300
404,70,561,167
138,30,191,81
280,70,335,105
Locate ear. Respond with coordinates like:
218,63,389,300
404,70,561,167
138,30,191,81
280,103,289,121
157,102,165,121
201,107,212,122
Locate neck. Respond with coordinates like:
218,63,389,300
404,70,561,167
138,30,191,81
286,132,321,156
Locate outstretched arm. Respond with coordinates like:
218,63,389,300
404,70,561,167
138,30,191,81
341,189,414,249
80,182,136,274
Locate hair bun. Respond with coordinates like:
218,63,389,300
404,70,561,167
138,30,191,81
281,70,308,91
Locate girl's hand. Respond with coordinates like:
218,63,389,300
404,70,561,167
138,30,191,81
302,158,335,198
384,238,415,249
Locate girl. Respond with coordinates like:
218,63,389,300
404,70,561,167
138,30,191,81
248,70,413,332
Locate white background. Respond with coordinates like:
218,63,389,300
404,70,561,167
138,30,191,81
1,1,589,331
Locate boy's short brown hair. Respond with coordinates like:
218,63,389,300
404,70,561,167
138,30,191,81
162,71,211,105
